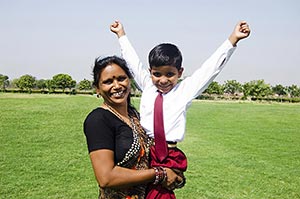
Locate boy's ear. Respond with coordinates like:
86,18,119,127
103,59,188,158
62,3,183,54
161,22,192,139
178,67,184,78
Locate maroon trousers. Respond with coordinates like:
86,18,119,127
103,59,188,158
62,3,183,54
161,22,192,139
146,145,187,199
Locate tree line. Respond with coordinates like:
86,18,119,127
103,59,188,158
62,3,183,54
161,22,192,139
1,73,300,102
0,73,92,94
201,80,300,102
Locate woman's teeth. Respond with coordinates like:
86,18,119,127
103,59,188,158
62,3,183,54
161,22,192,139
112,90,124,97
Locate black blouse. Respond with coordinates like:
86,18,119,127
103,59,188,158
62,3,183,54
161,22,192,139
83,108,133,164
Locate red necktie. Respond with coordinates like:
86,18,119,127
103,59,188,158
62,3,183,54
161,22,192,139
154,92,168,162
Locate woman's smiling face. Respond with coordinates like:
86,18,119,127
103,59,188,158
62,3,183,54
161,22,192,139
97,63,130,106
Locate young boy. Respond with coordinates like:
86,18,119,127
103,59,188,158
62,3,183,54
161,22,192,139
111,20,250,198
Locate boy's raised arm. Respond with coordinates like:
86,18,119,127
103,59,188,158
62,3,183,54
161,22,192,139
110,20,150,91
180,20,250,101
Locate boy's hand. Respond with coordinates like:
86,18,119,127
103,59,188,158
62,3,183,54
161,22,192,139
110,20,125,38
229,21,251,46
162,168,184,191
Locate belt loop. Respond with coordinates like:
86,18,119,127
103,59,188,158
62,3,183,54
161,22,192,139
167,141,177,148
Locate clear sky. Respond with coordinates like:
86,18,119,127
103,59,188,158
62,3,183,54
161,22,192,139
1,0,299,86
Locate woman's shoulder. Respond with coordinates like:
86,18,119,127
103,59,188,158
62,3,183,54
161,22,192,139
85,107,114,124
86,107,104,117
88,107,106,115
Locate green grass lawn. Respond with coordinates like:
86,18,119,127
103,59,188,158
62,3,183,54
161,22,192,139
1,93,299,199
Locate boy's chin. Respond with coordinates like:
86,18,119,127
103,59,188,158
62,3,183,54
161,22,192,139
158,89,172,94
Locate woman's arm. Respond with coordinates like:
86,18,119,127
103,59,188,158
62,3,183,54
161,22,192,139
90,149,182,189
90,149,155,188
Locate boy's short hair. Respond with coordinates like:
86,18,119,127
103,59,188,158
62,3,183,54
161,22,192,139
148,43,182,70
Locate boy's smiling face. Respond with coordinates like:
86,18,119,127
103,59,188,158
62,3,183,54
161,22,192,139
150,65,183,94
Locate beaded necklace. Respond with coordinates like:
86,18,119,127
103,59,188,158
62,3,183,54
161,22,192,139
103,102,141,167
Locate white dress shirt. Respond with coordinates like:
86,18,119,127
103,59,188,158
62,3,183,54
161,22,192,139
119,36,236,142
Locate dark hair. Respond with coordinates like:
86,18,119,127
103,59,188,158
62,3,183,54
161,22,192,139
93,56,138,117
148,43,182,70
93,55,133,88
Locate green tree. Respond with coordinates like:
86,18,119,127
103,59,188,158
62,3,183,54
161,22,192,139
10,78,19,89
52,74,75,92
36,79,47,91
78,79,92,91
272,84,287,96
16,74,36,93
45,79,56,92
0,74,9,91
203,81,224,95
69,80,77,91
242,80,272,98
287,84,300,97
224,80,242,95
242,82,252,99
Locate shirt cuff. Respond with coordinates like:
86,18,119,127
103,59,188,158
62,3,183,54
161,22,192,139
118,35,128,44
225,39,236,49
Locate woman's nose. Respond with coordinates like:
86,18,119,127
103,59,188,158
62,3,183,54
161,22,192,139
113,80,121,88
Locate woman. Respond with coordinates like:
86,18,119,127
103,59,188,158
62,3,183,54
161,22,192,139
83,56,182,199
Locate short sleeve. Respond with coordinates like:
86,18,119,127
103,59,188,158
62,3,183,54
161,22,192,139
83,108,114,153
